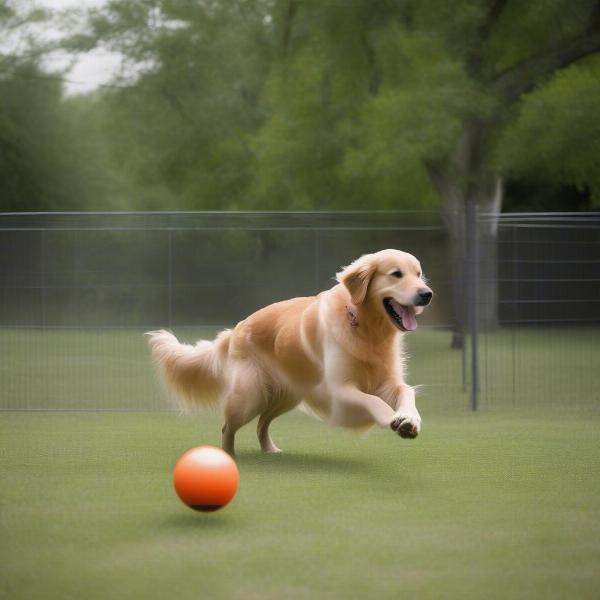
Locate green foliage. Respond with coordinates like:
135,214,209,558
0,66,78,209
496,56,600,205
0,0,599,211
248,45,347,209
484,0,598,75
0,62,130,210
0,2,126,210
81,0,273,209
339,24,493,208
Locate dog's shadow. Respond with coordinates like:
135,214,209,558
235,449,373,475
236,449,428,494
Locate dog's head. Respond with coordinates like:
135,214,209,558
336,249,433,332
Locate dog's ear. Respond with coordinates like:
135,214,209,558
336,254,376,305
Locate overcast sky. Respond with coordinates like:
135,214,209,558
37,0,122,95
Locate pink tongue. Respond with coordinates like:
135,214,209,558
401,307,418,331
390,299,417,331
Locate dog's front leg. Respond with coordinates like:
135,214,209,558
329,383,396,429
389,384,421,439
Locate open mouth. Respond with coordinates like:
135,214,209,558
383,298,418,331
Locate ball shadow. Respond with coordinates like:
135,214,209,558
160,510,241,531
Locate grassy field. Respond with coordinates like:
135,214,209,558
1,410,600,600
1,326,599,412
1,326,599,598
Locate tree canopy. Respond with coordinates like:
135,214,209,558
1,0,599,211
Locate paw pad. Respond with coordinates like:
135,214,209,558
390,417,419,439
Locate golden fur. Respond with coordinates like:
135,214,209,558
148,249,432,455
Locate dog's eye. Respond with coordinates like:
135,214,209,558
391,270,403,278
417,272,422,278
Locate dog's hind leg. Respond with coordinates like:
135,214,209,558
256,413,280,453
221,365,265,456
256,392,298,454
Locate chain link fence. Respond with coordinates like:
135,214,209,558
476,211,600,412
1,211,598,413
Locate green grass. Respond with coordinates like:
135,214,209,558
1,326,599,597
1,411,600,599
1,326,599,412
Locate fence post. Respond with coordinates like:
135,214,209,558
461,220,468,392
40,229,47,328
167,230,173,328
467,202,479,411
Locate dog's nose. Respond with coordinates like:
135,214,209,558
416,288,433,306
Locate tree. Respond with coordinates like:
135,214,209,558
420,0,600,336
0,65,131,210
496,56,600,202
257,0,600,339
64,0,600,338
0,1,124,211
68,0,274,209
249,1,442,209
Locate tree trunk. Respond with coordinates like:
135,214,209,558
433,171,468,348
475,178,502,329
427,123,503,345
434,177,502,345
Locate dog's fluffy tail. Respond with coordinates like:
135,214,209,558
146,329,231,411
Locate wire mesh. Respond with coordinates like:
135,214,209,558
0,211,457,411
1,211,598,413
478,212,600,412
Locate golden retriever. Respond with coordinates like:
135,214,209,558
147,249,432,455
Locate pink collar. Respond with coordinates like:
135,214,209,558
346,304,359,328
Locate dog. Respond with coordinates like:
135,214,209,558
147,249,432,455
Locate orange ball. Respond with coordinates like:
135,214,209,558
173,446,239,511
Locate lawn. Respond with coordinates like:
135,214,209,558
1,411,600,600
1,326,599,412
1,326,599,599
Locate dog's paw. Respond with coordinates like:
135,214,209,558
390,413,421,439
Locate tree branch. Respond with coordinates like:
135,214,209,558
491,3,600,104
0,134,22,156
490,30,600,103
160,88,194,125
478,0,508,42
360,21,380,95
586,0,600,34
466,0,508,76
281,0,296,58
